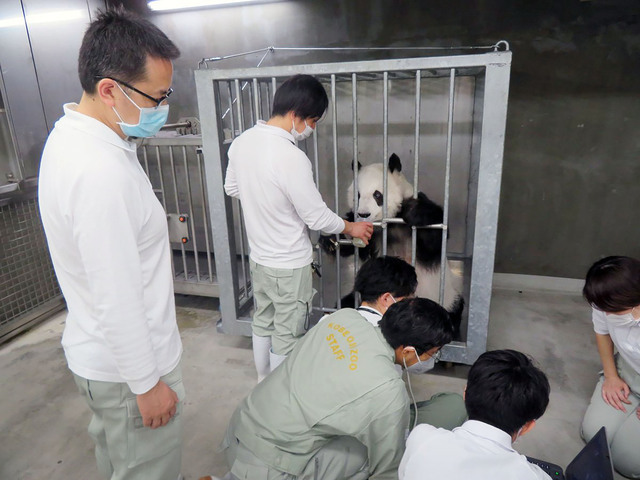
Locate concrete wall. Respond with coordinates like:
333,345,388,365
112,0,639,279
3,0,626,279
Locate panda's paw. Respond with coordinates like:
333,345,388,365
400,193,443,227
318,235,338,256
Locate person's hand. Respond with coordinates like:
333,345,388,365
601,376,631,412
136,380,179,429
344,220,373,245
636,406,640,420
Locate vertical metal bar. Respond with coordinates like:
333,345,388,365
248,79,256,126
237,204,249,299
182,146,201,281
155,146,167,211
382,71,389,255
352,73,360,307
411,70,421,267
440,68,455,305
265,81,272,118
252,78,260,120
272,77,277,105
312,124,324,311
234,79,245,132
196,149,214,282
227,81,236,139
169,146,189,279
331,74,341,309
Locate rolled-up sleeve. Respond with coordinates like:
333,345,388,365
592,308,610,335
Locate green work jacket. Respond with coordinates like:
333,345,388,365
230,308,409,479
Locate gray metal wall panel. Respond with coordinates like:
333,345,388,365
22,0,94,131
0,0,48,180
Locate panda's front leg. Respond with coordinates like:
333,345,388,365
400,192,444,227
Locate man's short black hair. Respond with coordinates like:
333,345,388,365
271,74,328,119
354,256,418,303
583,256,640,313
78,8,180,94
379,298,453,355
465,349,550,435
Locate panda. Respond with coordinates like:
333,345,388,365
319,153,465,338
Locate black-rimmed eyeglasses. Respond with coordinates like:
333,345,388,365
95,76,173,108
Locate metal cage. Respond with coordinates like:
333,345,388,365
195,51,511,365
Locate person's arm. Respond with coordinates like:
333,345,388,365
283,153,372,242
224,153,240,198
74,163,177,427
595,333,631,411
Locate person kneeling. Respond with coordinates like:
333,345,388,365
218,295,455,480
399,349,551,480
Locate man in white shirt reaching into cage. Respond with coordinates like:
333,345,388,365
224,73,373,380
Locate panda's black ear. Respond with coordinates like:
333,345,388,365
351,160,362,171
389,153,401,173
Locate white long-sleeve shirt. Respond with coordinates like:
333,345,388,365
399,420,550,480
38,103,182,394
224,121,345,269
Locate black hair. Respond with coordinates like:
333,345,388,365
271,74,328,119
378,298,453,355
583,256,640,313
78,8,180,94
465,349,550,435
354,256,418,303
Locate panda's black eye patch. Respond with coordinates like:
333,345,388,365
373,190,383,206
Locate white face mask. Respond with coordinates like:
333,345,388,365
406,348,436,374
607,306,640,326
291,118,314,141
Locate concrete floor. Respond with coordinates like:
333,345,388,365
0,287,627,479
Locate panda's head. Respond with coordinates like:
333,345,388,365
347,153,414,221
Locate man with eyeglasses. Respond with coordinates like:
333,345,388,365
38,8,184,480
203,257,465,480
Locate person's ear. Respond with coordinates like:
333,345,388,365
519,419,536,437
401,346,417,359
462,385,466,401
96,78,117,108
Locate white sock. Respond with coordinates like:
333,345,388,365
269,348,287,372
252,333,271,382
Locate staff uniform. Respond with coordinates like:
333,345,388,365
353,306,466,430
224,121,345,355
39,103,184,480
399,420,550,480
224,308,409,480
581,308,640,478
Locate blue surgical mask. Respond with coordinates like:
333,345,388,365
291,118,314,141
113,83,169,138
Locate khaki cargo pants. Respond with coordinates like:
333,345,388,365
250,260,315,356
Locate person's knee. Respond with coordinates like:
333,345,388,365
610,416,640,478
581,404,605,442
415,392,466,430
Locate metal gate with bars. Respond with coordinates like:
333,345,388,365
195,49,511,365
136,135,225,298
